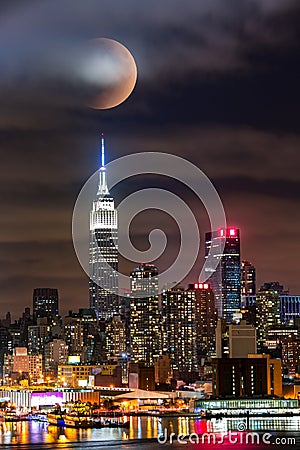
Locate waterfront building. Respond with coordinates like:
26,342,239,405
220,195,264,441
193,398,299,416
212,354,282,398
248,354,282,397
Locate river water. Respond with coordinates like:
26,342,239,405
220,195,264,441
0,416,299,448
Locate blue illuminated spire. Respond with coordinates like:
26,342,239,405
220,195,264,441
97,132,109,195
101,132,105,168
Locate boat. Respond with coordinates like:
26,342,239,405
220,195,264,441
93,417,130,429
47,408,65,427
31,413,48,423
64,412,93,428
2,409,20,422
63,402,94,429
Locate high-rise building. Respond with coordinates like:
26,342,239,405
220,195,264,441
44,339,69,374
279,293,300,326
33,288,59,321
241,260,256,297
215,319,257,358
63,309,99,364
187,283,218,359
205,227,241,323
28,319,51,357
281,335,300,376
161,286,198,380
212,354,282,398
105,315,126,359
89,134,119,319
243,291,300,326
229,321,257,358
129,264,161,367
256,283,281,349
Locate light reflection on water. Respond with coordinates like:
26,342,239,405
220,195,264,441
0,416,300,444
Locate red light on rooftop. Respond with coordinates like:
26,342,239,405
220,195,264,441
194,282,210,290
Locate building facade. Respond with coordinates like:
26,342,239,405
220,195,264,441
33,288,59,321
89,134,119,319
44,339,69,374
241,260,256,297
215,319,257,358
212,355,282,398
187,283,218,359
256,284,281,349
129,264,161,367
205,228,241,323
161,286,198,380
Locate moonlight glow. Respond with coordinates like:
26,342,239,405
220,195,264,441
82,38,137,110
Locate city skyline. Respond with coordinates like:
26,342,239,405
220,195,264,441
0,0,299,316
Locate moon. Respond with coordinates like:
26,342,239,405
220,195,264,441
83,38,137,110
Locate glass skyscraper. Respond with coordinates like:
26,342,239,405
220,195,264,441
32,288,59,320
89,134,119,319
205,227,241,323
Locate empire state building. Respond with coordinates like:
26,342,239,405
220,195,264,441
89,134,119,319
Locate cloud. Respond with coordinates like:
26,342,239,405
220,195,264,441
0,0,300,316
0,0,299,96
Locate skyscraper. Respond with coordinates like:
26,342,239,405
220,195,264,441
241,260,256,296
89,134,119,319
129,264,161,367
33,288,59,321
161,286,198,380
205,227,241,323
187,282,218,359
256,283,281,349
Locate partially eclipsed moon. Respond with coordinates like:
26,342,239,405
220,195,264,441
85,38,137,110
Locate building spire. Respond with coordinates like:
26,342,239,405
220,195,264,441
101,132,105,168
97,132,109,196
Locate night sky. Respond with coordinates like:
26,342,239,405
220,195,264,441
0,0,299,318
